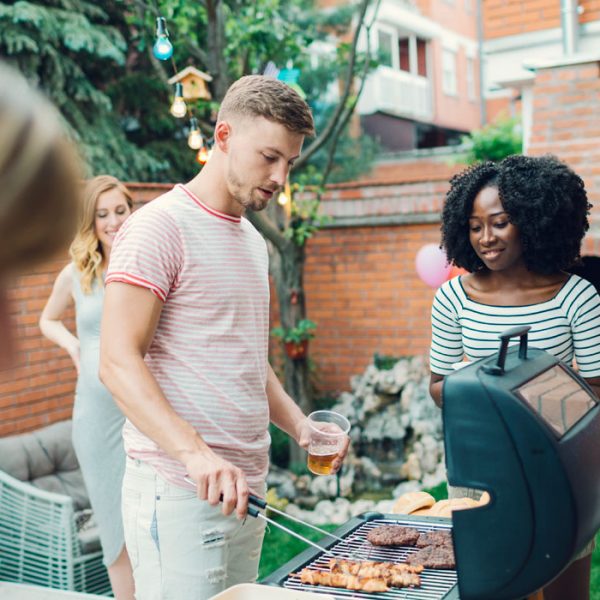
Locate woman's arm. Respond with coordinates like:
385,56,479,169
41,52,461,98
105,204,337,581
39,264,80,372
430,372,445,408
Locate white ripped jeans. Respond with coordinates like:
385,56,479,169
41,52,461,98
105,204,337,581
122,457,266,600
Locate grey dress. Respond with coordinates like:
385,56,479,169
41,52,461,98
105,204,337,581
71,266,126,567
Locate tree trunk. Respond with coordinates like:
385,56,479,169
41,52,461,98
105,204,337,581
271,239,313,467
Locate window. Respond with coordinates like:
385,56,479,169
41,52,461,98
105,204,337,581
442,49,457,96
377,29,394,68
398,38,410,72
466,57,476,100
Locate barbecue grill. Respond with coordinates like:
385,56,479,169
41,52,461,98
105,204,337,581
262,512,460,599
443,325,600,599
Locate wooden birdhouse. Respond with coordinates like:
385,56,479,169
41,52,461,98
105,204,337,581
168,67,213,101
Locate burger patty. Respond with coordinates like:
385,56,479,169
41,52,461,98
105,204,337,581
367,525,421,547
415,530,453,548
406,545,456,570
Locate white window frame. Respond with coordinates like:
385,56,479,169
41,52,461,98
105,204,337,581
442,48,458,96
375,25,397,70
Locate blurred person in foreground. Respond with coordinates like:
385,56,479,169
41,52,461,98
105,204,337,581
40,176,135,599
99,75,350,600
0,62,80,368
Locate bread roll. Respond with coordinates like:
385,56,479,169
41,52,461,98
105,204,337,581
429,498,479,517
391,491,436,514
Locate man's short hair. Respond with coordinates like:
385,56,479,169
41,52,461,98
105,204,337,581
218,75,315,137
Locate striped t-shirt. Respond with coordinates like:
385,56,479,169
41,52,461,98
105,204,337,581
106,184,271,491
430,274,600,377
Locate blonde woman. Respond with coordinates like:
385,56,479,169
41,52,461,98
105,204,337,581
40,176,134,600
0,62,80,367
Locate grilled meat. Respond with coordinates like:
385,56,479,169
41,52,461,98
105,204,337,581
416,529,453,548
407,545,456,569
367,525,420,546
329,558,423,576
298,569,390,592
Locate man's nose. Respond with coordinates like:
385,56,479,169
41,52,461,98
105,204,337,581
270,161,288,187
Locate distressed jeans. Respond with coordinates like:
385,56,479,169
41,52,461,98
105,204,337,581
122,456,266,600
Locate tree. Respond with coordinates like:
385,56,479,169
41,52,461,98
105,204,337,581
0,0,167,180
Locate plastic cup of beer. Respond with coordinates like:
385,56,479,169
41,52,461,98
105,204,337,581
306,410,350,475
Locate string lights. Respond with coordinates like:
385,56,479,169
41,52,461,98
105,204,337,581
169,83,187,118
153,17,173,60
187,117,203,149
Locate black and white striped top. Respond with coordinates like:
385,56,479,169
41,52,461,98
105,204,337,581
430,274,600,378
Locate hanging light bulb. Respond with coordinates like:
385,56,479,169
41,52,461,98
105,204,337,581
153,17,174,60
187,117,203,150
169,83,187,118
278,180,292,206
196,145,209,165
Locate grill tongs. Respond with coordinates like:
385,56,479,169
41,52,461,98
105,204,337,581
184,476,343,557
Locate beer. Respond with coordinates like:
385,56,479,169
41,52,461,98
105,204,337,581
307,451,338,475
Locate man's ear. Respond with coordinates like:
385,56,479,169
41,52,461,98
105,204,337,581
214,120,231,153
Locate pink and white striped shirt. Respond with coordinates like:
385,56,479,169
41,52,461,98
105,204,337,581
106,184,270,491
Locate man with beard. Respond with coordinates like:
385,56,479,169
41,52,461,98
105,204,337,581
100,76,348,600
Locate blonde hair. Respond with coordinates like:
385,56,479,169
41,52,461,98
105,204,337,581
217,75,315,136
70,175,133,293
0,62,81,278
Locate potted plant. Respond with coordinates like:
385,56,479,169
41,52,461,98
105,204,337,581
271,319,316,360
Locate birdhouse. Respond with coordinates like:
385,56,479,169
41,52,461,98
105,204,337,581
168,66,213,101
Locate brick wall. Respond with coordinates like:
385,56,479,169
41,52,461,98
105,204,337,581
528,59,600,252
484,0,600,40
484,0,561,39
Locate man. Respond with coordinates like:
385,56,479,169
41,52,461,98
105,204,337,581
99,75,348,600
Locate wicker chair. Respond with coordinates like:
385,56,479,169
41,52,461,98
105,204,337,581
0,420,111,595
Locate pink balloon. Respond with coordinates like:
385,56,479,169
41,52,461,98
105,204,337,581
415,244,451,288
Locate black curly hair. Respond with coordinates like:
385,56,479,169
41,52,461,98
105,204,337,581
441,154,591,274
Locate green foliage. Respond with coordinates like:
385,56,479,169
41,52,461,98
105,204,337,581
269,423,290,468
460,116,523,164
423,482,449,501
272,319,317,344
0,0,167,180
373,352,401,371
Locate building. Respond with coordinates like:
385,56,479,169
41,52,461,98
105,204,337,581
356,0,483,152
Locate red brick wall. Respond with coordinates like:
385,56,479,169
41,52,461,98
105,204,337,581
528,60,600,253
484,0,561,39
305,224,440,393
484,0,600,40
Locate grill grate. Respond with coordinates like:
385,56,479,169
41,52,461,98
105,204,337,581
281,517,458,599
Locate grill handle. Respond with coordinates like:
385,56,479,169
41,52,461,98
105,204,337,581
483,325,531,376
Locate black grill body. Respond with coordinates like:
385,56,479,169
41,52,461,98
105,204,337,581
262,512,460,599
444,330,600,600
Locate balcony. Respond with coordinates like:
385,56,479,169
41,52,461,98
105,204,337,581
358,66,433,122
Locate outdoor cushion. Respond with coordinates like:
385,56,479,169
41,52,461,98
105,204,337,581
0,420,89,511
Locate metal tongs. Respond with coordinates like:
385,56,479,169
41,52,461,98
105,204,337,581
184,476,344,556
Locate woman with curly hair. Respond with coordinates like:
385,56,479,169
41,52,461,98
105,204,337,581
429,154,600,600
40,176,134,599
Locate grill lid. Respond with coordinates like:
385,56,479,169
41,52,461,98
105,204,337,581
443,325,600,600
